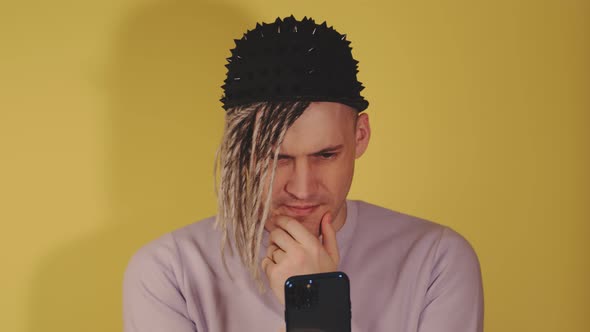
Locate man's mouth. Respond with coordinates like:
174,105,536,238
283,204,319,217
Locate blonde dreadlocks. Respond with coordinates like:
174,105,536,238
214,100,310,288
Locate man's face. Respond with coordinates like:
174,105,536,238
264,101,370,236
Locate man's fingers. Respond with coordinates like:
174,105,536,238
272,248,286,263
275,216,317,247
261,257,274,276
321,212,340,264
269,227,298,252
266,243,287,263
266,244,279,259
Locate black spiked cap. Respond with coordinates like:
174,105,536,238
220,15,369,112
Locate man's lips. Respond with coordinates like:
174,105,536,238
283,204,319,216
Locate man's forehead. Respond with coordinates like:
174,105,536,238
279,102,355,155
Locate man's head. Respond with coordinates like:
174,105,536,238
214,16,369,281
265,101,370,237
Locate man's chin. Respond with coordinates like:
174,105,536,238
304,222,323,237
272,207,325,235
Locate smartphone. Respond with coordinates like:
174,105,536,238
284,271,351,332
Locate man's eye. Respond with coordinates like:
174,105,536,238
319,152,336,159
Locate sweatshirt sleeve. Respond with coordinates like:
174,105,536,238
417,227,484,332
123,233,197,332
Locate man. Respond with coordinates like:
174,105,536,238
123,16,484,332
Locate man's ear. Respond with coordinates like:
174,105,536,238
354,113,371,158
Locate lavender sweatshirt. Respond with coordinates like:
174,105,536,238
123,200,484,331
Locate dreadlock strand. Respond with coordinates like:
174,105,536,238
215,101,310,288
251,101,308,287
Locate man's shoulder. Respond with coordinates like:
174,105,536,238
352,199,445,235
352,200,477,253
351,199,480,271
124,216,220,274
170,215,219,243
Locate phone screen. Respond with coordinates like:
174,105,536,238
284,272,351,332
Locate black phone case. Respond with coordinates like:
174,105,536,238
284,272,351,332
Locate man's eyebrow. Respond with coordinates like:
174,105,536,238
310,144,344,155
278,144,344,158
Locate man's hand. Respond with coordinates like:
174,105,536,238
261,212,340,305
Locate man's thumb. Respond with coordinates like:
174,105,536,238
321,212,340,264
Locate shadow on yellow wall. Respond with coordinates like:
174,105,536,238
27,1,246,331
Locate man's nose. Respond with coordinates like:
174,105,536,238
284,159,317,200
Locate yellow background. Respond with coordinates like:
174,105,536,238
1,0,588,331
